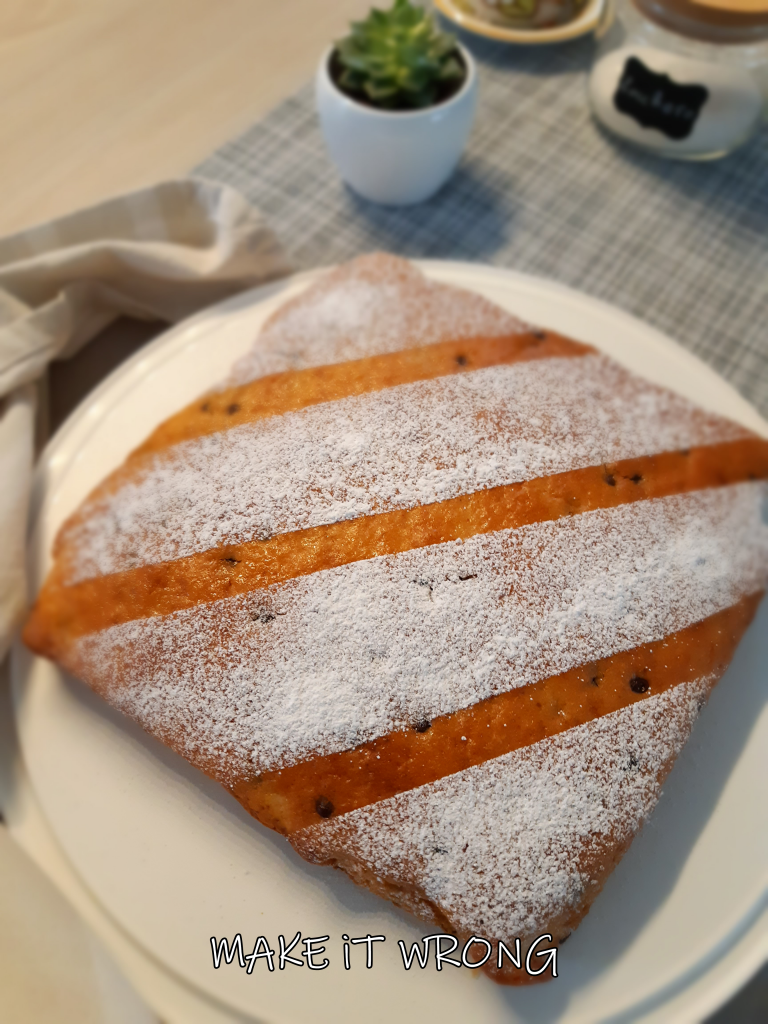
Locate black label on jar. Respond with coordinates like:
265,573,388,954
613,57,708,140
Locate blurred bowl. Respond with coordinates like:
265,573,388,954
435,0,606,44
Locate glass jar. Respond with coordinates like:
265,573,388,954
588,0,768,158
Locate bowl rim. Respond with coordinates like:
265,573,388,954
434,0,605,45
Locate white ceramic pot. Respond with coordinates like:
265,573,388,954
316,43,477,206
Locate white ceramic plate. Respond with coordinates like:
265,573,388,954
13,263,768,1024
435,0,605,45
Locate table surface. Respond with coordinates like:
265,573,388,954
0,0,369,237
1,3,766,1022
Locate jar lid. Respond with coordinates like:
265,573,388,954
634,0,768,41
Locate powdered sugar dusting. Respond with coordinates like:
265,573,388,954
293,677,711,942
61,355,747,583
73,483,768,781
228,254,526,387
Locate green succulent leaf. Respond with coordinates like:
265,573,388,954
334,0,465,110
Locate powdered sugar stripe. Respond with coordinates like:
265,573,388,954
74,483,768,780
61,355,746,583
228,256,526,387
292,677,711,943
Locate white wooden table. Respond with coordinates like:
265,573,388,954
0,0,369,236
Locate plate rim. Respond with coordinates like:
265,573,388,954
15,260,768,1023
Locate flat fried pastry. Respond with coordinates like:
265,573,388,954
24,254,768,984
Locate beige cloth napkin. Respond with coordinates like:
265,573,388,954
0,177,290,662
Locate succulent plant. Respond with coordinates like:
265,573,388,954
334,0,465,111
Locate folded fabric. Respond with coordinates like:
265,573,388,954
0,178,290,662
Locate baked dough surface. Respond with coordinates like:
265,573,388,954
23,254,768,983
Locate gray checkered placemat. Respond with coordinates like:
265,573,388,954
196,31,768,417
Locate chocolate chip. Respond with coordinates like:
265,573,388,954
315,797,334,818
413,719,431,733
603,472,616,487
629,474,643,484
590,676,599,687
222,557,239,565
630,676,650,694
458,573,477,581
531,329,547,341
250,610,275,623
226,403,241,415
455,354,468,366
432,846,448,855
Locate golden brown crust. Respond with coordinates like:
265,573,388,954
136,330,590,454
289,670,717,986
23,437,768,662
233,594,761,834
